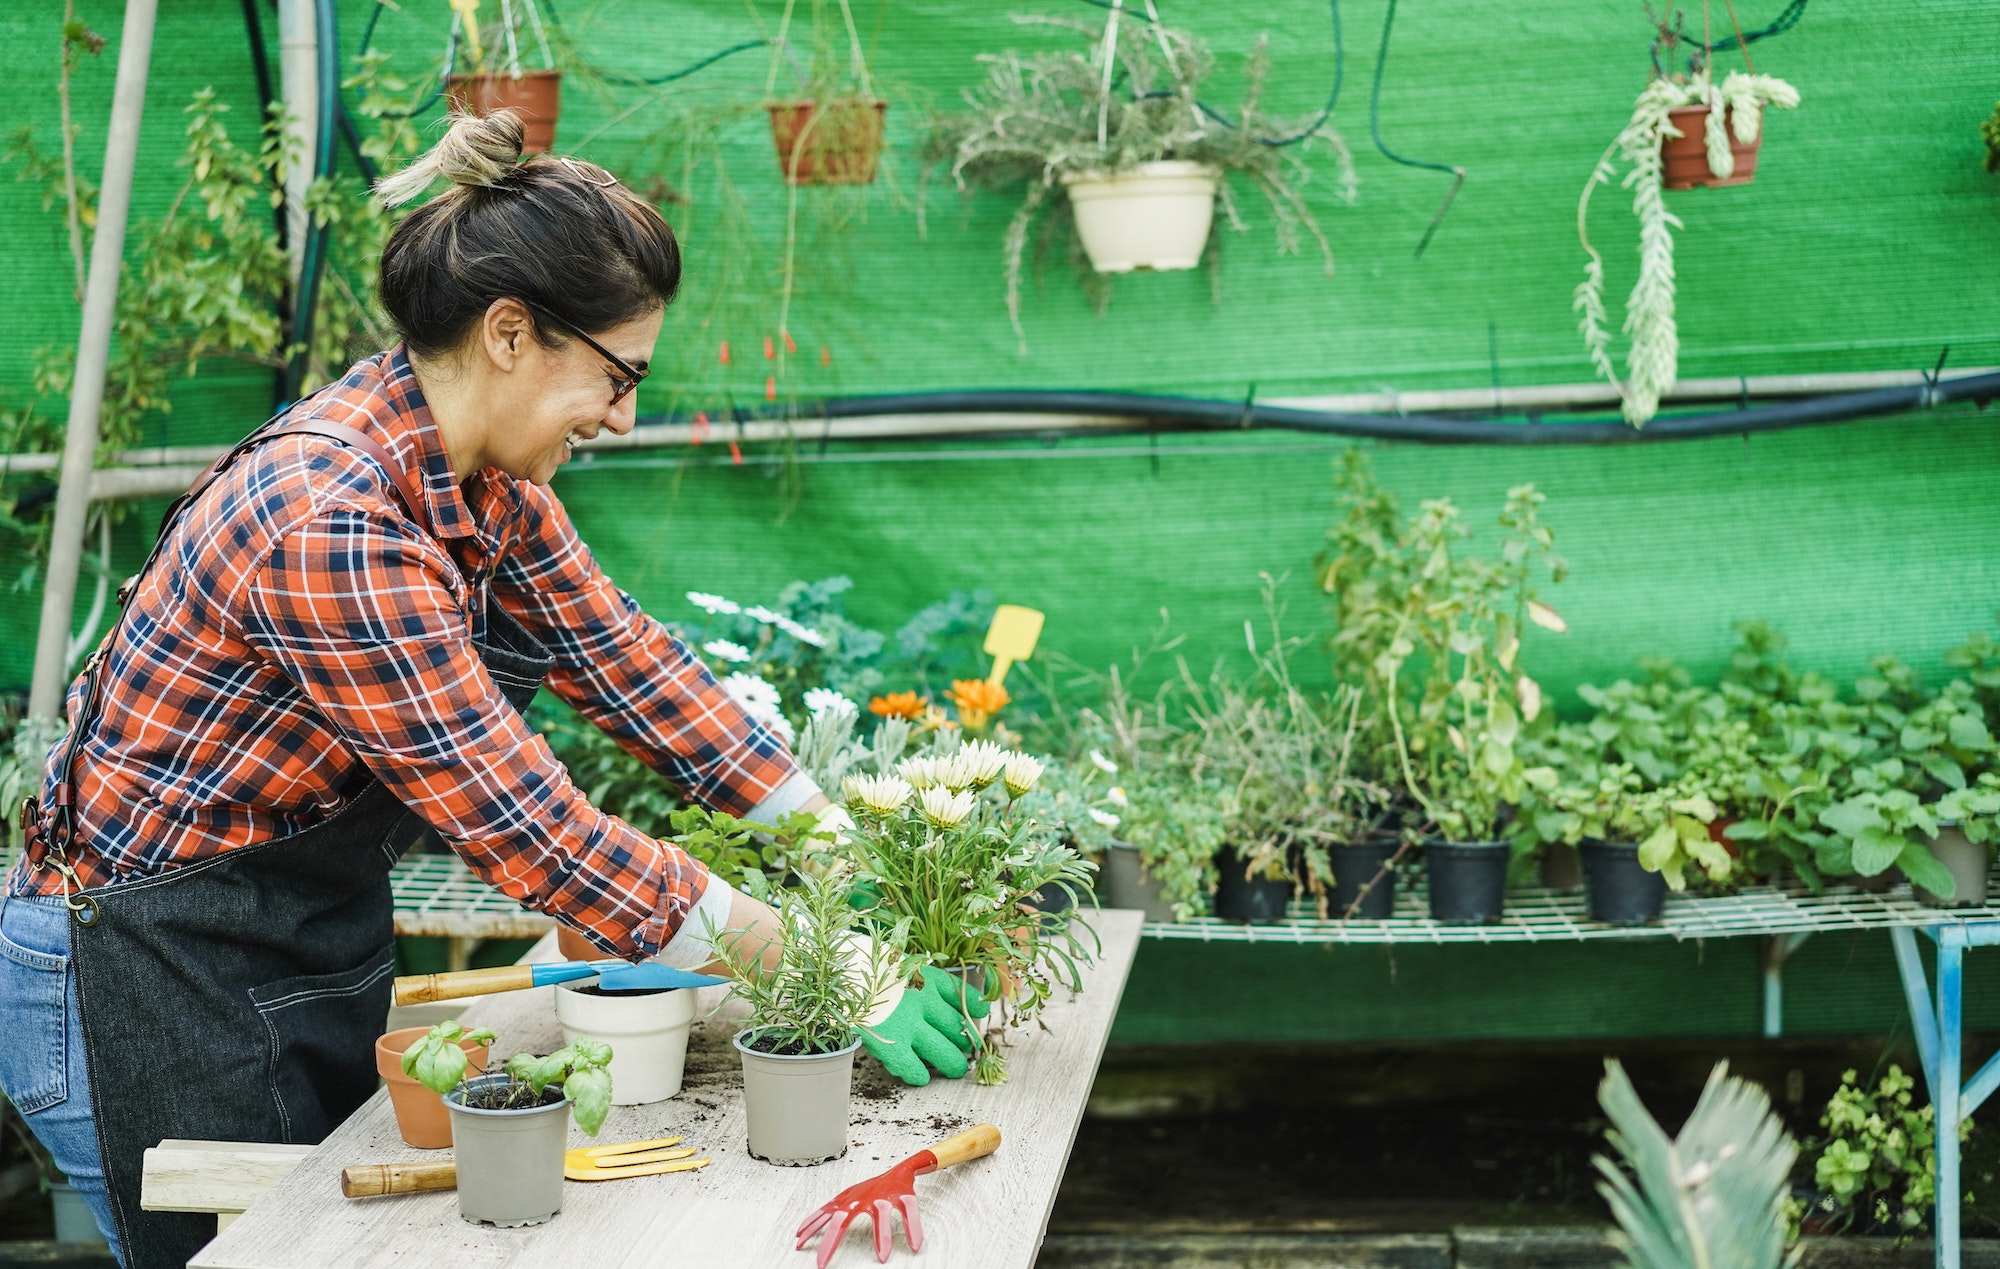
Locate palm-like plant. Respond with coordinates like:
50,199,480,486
1595,1059,1800,1269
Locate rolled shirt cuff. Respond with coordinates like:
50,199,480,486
652,867,738,970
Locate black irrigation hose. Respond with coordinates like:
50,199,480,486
634,371,2000,449
239,0,288,410
1367,0,1463,257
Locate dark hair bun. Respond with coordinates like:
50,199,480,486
377,112,527,208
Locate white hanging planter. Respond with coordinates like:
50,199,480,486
1060,160,1219,274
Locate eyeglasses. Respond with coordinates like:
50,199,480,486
533,307,649,406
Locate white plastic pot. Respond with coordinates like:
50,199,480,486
1061,160,1219,274
554,981,696,1105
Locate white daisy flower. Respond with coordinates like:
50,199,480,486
1107,786,1129,808
1088,749,1119,775
1088,808,1122,829
1002,752,1044,797
958,739,1008,789
774,615,831,649
843,773,914,815
804,688,857,718
936,752,976,793
743,605,785,626
920,786,977,828
702,639,751,663
686,591,741,615
898,757,945,790
721,672,783,719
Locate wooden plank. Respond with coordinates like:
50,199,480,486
191,910,1144,1269
141,1142,314,1214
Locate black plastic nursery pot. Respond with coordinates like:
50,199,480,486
1328,838,1400,920
1424,841,1510,925
1213,850,1293,924
1580,840,1667,926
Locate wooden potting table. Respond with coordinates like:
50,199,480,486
188,909,1143,1269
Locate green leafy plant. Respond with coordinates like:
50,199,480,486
662,806,829,888
841,738,1096,1082
1573,12,1799,426
402,1021,615,1137
1595,1058,1797,1269
1117,771,1230,921
1317,450,1567,844
1982,101,2000,174
1939,772,2000,847
706,860,908,1056
921,11,1351,346
1799,1065,1964,1236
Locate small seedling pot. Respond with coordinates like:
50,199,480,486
1660,105,1760,190
1580,840,1667,926
554,981,695,1105
445,1073,570,1227
766,99,888,184
1099,841,1177,922
734,1030,862,1166
1213,849,1292,924
1425,841,1510,925
1061,161,1219,273
448,70,563,154
1539,842,1585,893
1329,838,1400,920
1024,878,1078,916
1917,825,1990,909
375,1026,490,1149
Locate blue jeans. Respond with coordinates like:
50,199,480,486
0,893,122,1263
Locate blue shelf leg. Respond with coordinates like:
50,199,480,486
1937,927,1964,1269
1891,926,1941,1096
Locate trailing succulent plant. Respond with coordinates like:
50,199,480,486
1574,54,1798,426
921,12,1352,345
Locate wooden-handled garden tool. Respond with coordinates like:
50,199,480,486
393,960,726,1006
795,1123,1001,1267
340,1137,711,1197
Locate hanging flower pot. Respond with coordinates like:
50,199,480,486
1060,161,1219,274
448,70,564,154
766,99,888,185
1660,105,1760,190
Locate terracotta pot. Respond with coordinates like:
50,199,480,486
376,1026,490,1150
1660,105,1760,190
448,70,563,154
766,99,887,185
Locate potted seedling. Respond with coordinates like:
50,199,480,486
1573,9,1799,425
445,0,564,153
763,0,888,184
1319,451,1568,925
708,864,908,1166
843,738,1097,1082
403,1021,613,1226
923,11,1351,347
375,1019,491,1148
1933,774,2000,909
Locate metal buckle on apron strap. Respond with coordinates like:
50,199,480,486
20,796,100,926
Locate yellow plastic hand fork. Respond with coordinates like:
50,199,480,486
564,1136,711,1181
983,605,1045,686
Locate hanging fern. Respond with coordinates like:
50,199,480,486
1574,71,1799,427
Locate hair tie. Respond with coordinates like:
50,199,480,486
560,157,619,188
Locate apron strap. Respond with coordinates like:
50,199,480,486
39,412,434,876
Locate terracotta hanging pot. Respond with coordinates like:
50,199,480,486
1660,105,1760,190
766,99,888,185
448,70,564,154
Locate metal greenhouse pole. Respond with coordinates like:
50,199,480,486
29,0,160,720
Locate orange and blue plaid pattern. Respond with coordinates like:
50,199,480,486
9,349,801,958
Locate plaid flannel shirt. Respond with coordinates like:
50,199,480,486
9,349,812,958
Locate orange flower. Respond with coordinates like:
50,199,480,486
869,691,927,720
945,679,1010,732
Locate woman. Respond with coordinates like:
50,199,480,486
0,114,969,1269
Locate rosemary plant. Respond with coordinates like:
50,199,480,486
922,12,1352,345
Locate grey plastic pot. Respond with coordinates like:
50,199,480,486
1917,825,1991,909
1099,842,1177,922
444,1073,570,1227
734,1030,862,1166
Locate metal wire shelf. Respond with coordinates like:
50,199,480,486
390,852,555,940
1138,871,2000,945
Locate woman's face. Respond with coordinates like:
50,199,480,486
491,308,663,486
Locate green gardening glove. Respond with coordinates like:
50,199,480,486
860,970,993,1087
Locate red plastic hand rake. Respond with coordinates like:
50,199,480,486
795,1123,1001,1267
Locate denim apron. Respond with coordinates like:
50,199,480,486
23,417,553,1269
